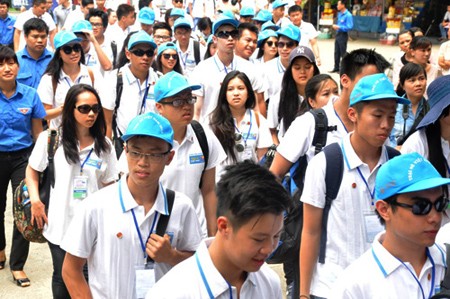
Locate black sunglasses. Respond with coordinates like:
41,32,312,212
174,0,183,3
162,53,178,60
390,196,449,216
61,44,82,55
266,41,278,47
277,41,296,49
75,104,101,114
216,30,239,40
130,48,154,57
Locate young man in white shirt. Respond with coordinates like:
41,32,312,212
105,3,136,62
62,0,94,31
87,8,116,70
271,0,291,27
330,152,450,299
147,161,291,299
61,112,202,298
299,73,410,299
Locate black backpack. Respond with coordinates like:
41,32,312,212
190,120,209,188
431,243,450,299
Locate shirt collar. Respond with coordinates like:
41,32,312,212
341,133,389,170
21,47,53,61
0,81,25,100
123,64,154,85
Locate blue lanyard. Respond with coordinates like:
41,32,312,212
86,54,91,66
80,148,93,175
195,252,233,299
64,76,82,88
276,57,284,73
234,110,253,147
334,108,348,133
214,55,234,74
138,78,150,115
178,50,188,68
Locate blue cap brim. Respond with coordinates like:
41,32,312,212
213,18,239,33
159,84,201,102
351,94,410,106
399,177,450,195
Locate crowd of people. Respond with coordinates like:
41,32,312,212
0,0,450,298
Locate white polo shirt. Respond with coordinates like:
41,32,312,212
267,91,303,140
105,23,133,61
28,130,118,245
37,64,106,129
439,41,450,76
85,39,115,76
14,9,56,51
146,238,283,299
191,54,266,123
276,99,348,164
103,64,159,136
301,133,391,298
60,177,203,299
175,39,206,78
263,57,285,100
329,235,446,299
298,20,319,48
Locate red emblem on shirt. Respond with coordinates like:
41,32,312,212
18,108,30,114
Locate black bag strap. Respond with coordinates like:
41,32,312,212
147,189,175,263
111,41,117,69
193,40,201,65
191,120,209,189
386,146,400,160
397,100,430,146
310,108,337,155
47,129,58,188
442,243,450,290
112,71,124,138
319,142,344,264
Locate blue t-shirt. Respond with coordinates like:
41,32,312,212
17,47,53,89
0,82,47,151
0,14,16,45
337,9,353,32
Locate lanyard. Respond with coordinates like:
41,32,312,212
276,57,284,73
178,50,189,68
138,78,150,115
234,110,253,147
80,148,93,175
64,76,82,88
86,54,91,66
213,55,234,74
334,108,348,133
195,252,233,299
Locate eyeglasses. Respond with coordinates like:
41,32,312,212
216,30,239,40
162,53,178,60
126,147,171,163
266,41,278,47
90,22,103,28
160,97,197,107
390,196,449,216
75,104,101,114
174,0,183,3
61,44,82,54
154,35,171,41
130,48,154,57
277,41,296,49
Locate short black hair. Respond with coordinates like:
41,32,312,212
0,0,10,8
81,0,94,7
288,4,302,14
376,195,398,225
197,17,212,32
138,0,152,10
409,36,432,50
216,161,290,229
238,22,258,38
23,18,49,36
340,48,390,79
33,0,46,6
153,21,172,36
117,3,135,20
86,8,108,29
0,46,18,65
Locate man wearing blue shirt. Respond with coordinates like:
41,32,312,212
0,0,16,49
330,0,353,73
16,18,52,89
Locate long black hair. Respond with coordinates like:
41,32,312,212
210,70,255,163
256,37,279,60
116,31,137,69
61,84,110,165
155,49,183,75
278,56,320,131
44,43,86,83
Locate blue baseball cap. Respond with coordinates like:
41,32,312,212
272,0,288,9
138,7,155,25
277,24,301,41
170,8,185,17
350,73,410,107
417,75,450,130
240,6,255,17
54,31,82,50
253,9,272,22
128,30,157,50
212,15,239,34
157,42,177,56
72,20,93,34
173,17,192,31
262,20,279,31
220,9,235,19
257,29,277,47
154,71,201,102
375,152,450,201
122,112,174,147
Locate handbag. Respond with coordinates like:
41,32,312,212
13,129,59,243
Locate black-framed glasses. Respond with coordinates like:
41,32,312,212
266,41,278,47
277,41,296,49
126,147,171,163
159,97,197,107
90,22,103,28
216,30,239,40
162,53,178,60
75,104,100,114
130,48,154,57
61,44,82,54
390,196,449,215
154,35,171,41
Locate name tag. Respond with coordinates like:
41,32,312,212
189,153,205,164
243,132,257,140
86,158,102,169
135,264,155,299
73,176,89,199
363,212,384,243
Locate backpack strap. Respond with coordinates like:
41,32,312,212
112,71,124,137
310,108,337,155
191,120,209,189
147,188,175,263
442,243,450,290
385,146,400,160
193,40,201,65
319,142,344,264
111,41,117,69
397,100,429,146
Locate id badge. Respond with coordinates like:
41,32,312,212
135,263,155,299
363,211,384,243
73,176,89,200
242,146,253,160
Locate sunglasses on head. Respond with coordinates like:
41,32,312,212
390,196,449,216
277,41,296,48
130,48,154,57
216,30,239,40
162,53,178,60
75,104,101,114
266,41,278,47
61,44,82,55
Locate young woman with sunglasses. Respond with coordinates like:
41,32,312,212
209,70,272,180
256,29,279,63
155,42,183,76
37,31,105,129
26,84,118,298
